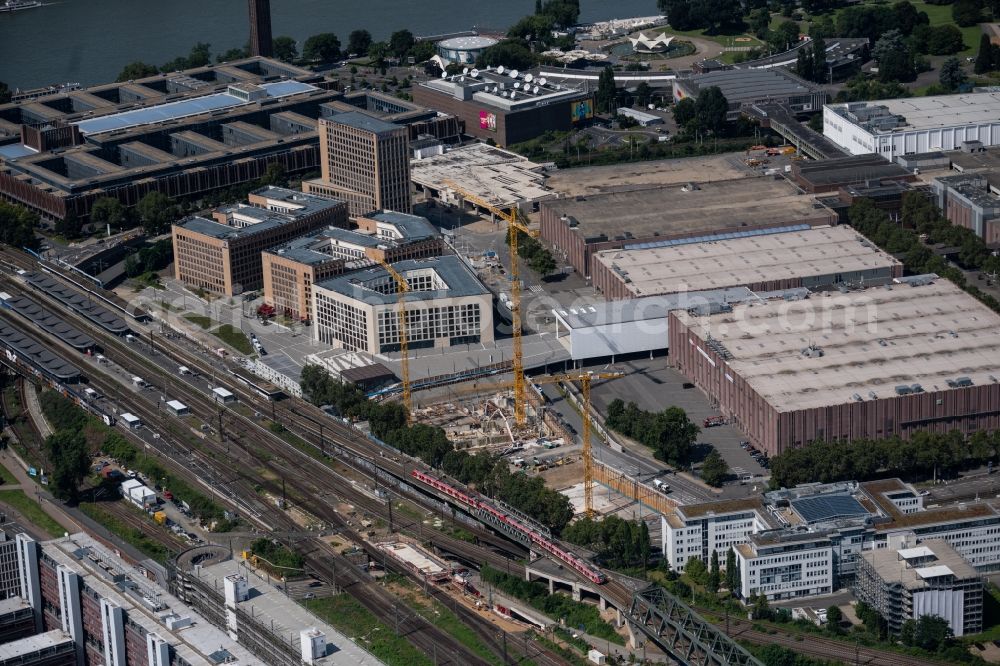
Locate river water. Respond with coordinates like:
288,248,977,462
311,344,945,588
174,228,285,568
0,0,657,89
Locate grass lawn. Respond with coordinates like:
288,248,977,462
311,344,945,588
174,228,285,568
302,596,433,666
79,502,171,563
212,324,253,354
898,1,980,56
0,489,65,537
183,314,213,329
0,461,17,485
660,26,763,48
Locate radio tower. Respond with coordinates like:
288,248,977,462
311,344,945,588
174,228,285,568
248,0,273,57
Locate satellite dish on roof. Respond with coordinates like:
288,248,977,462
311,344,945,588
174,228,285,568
501,91,508,97
511,91,517,99
525,73,534,83
440,71,448,79
514,82,521,89
510,69,519,79
471,68,480,77
462,67,469,75
532,85,539,94
538,77,547,86
460,76,465,82
496,66,505,74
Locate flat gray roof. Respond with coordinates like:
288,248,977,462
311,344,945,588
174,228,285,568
327,110,403,135
363,210,438,241
682,68,820,102
673,277,1000,411
554,287,754,330
862,539,979,589
830,92,1000,132
177,215,284,240
593,225,901,297
315,255,489,304
0,630,73,659
542,177,831,240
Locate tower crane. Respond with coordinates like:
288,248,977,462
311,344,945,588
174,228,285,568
532,371,623,517
376,259,412,420
442,180,537,427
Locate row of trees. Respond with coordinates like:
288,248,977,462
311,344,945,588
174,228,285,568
672,86,730,136
794,36,829,83
562,516,651,570
768,430,1000,488
508,229,558,276
124,238,174,278
657,0,744,34
605,399,699,467
975,33,1000,73
300,365,574,532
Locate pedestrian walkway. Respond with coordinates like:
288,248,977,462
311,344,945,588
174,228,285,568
21,382,53,438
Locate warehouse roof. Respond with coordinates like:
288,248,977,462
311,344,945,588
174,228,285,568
829,92,1000,132
679,68,821,103
672,277,1000,411
593,225,901,297
862,539,978,589
541,177,833,240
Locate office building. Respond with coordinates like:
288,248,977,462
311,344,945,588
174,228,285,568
932,173,1000,245
672,69,826,121
312,255,494,353
304,112,411,218
823,93,1000,160
0,531,267,665
855,540,982,637
668,276,1000,456
411,67,595,146
590,225,902,300
248,0,273,57
172,187,348,296
262,210,442,322
539,178,837,278
662,479,1000,602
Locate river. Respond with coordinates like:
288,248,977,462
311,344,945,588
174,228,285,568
0,0,658,89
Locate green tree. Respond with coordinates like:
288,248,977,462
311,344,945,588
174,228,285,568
116,61,158,82
923,25,966,55
685,556,708,584
634,82,653,107
347,29,373,56
812,36,828,83
768,20,801,52
389,29,415,59
409,40,436,63
707,549,721,593
796,47,814,81
749,8,771,38
216,45,249,63
693,0,743,33
272,36,298,62
809,15,835,39
186,42,212,68
302,33,341,63
55,211,82,239
89,197,127,230
477,40,536,71
0,81,11,104
724,547,737,591
879,49,915,83
367,41,389,69
900,614,952,650
136,191,176,236
893,0,930,35
659,0,697,30
0,202,40,250
701,449,730,486
836,5,898,43
673,97,697,127
826,604,844,630
952,0,984,26
45,430,90,503
258,162,288,188
694,86,729,134
975,33,995,73
939,56,968,90
595,66,617,114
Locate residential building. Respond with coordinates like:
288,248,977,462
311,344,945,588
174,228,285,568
312,256,494,353
661,478,1000,602
854,539,983,637
261,211,442,322
304,112,411,218
172,187,347,296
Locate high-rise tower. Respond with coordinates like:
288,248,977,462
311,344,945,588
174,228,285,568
248,0,273,57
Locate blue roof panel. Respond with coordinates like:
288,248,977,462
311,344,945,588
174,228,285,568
0,143,37,160
74,80,317,135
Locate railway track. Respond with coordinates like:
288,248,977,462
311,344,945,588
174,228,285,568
94,499,189,553
0,266,558,666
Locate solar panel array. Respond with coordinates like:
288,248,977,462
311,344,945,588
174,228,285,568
790,494,870,524
624,224,812,252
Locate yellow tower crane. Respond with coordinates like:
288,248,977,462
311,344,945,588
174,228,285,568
533,371,623,517
376,259,412,420
442,180,538,427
